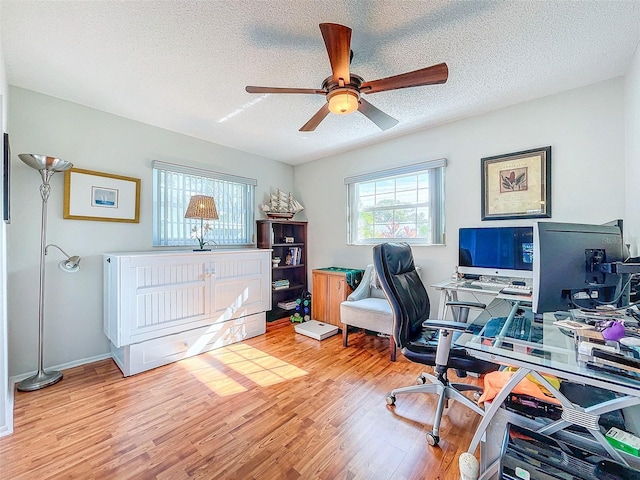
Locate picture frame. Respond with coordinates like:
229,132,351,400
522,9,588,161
63,168,140,222
3,133,9,224
481,146,551,221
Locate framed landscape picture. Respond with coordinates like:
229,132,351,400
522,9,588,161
63,168,140,222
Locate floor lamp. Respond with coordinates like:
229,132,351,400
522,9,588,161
17,154,78,392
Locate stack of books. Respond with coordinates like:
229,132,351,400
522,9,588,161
277,300,298,310
287,247,302,265
272,279,290,290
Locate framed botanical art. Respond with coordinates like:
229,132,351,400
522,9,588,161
481,146,551,221
63,168,140,222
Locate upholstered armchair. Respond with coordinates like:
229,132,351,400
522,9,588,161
340,264,396,361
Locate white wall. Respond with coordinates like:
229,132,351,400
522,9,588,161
3,74,631,378
6,87,294,376
625,42,640,256
0,0,12,436
295,78,626,314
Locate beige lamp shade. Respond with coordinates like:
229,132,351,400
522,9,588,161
184,195,218,220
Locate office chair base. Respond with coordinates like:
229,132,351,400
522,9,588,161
426,432,440,446
385,371,485,446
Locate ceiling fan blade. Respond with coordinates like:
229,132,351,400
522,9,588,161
319,23,351,85
246,86,325,94
358,98,399,131
299,104,330,132
360,62,448,94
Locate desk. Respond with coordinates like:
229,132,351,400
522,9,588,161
432,280,532,321
456,313,640,479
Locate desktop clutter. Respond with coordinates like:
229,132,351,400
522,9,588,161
555,305,640,379
468,306,640,480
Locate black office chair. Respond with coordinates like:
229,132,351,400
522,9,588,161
373,242,499,446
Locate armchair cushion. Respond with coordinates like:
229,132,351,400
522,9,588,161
340,297,392,336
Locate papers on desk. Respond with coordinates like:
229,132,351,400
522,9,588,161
553,319,597,332
554,315,640,378
570,308,632,325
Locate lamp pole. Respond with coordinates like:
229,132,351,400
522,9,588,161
17,154,73,391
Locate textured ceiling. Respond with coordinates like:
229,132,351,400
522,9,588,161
2,1,640,165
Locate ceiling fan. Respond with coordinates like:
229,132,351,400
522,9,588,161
245,23,448,132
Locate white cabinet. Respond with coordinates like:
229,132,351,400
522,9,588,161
103,249,271,375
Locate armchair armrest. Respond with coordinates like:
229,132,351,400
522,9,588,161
346,264,374,302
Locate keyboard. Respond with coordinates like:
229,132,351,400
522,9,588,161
460,279,532,295
505,316,530,339
466,280,508,291
481,315,538,341
500,285,532,296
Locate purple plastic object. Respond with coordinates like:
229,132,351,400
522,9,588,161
601,320,626,341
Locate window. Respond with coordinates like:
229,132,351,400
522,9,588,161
345,159,446,245
152,161,256,247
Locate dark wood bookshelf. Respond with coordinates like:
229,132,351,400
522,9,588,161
256,220,308,322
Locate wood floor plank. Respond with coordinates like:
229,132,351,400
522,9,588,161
0,321,482,479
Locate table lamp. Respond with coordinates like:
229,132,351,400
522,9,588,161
184,195,218,251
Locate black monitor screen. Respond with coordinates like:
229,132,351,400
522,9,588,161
533,221,625,313
458,227,534,278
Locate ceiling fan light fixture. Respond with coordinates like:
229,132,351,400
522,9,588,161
327,89,359,115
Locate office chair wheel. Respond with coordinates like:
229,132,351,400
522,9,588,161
385,394,396,406
426,432,439,446
416,375,427,385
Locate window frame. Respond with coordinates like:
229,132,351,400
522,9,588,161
152,160,257,248
345,159,446,246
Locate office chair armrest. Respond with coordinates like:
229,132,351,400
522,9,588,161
446,300,486,310
422,319,470,332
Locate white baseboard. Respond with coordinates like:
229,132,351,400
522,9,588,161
0,353,111,437
9,353,113,384
1,352,114,437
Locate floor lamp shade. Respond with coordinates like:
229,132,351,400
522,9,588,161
17,154,76,392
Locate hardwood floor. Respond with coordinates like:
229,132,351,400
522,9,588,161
0,320,482,479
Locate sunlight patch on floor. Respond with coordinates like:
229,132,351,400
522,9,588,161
180,356,247,396
179,343,308,393
209,343,308,387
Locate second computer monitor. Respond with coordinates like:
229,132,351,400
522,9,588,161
532,221,625,313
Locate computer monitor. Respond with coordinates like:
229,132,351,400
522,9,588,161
532,221,625,313
458,226,534,279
